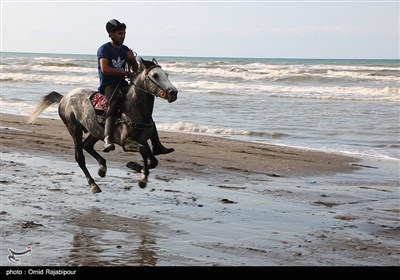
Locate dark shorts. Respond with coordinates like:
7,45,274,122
104,82,129,117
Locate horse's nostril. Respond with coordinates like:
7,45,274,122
168,88,177,95
168,92,177,103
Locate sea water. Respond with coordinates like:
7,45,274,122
1,52,399,162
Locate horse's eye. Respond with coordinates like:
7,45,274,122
152,73,159,79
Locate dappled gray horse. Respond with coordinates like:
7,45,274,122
28,58,178,194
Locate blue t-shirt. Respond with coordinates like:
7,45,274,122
97,42,129,94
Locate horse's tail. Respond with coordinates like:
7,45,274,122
27,91,63,124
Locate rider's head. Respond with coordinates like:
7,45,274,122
106,19,127,46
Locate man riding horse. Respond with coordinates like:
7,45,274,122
98,19,174,155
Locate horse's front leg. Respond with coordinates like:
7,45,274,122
138,144,151,188
147,141,159,170
123,140,142,171
123,139,149,188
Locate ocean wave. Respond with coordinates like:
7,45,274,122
37,62,82,67
164,61,400,84
0,97,59,117
175,81,400,102
157,121,287,138
31,65,97,73
0,72,98,86
33,56,80,63
1,64,97,75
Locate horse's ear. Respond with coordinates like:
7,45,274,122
152,58,159,66
138,57,146,70
139,57,145,64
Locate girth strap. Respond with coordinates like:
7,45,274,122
122,119,153,130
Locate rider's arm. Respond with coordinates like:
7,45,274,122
99,58,128,76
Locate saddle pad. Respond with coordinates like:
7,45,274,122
89,92,108,125
91,92,108,111
89,92,121,125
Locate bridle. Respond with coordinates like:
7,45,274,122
121,64,168,130
128,65,168,99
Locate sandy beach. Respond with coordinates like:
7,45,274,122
1,112,399,266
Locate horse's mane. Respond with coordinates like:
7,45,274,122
131,57,157,83
130,58,157,82
136,58,156,73
141,58,156,69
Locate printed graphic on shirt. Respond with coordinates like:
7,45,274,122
112,56,125,70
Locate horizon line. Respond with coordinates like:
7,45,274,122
1,50,399,61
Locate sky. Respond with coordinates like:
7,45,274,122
1,0,399,59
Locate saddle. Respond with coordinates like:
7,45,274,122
89,92,121,125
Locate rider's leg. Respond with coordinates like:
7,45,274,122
151,120,175,155
103,115,116,152
103,85,121,152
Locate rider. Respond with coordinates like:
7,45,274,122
98,19,174,155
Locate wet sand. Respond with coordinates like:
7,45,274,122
1,113,399,266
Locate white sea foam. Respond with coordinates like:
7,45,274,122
31,65,97,74
157,122,259,136
175,81,400,102
0,97,59,118
164,61,400,83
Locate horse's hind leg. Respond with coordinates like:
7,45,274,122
83,134,107,177
72,128,102,194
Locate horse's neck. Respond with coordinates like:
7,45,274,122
123,76,155,123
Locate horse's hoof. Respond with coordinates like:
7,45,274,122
127,161,142,173
98,166,107,177
138,180,147,189
90,184,102,194
102,143,115,153
148,159,159,169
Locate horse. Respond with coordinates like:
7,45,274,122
28,58,178,194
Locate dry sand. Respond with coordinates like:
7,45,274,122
1,113,399,266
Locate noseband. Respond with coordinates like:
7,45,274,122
145,66,169,98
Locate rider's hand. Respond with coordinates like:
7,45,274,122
127,49,138,73
127,49,135,62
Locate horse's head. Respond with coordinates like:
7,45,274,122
137,58,178,103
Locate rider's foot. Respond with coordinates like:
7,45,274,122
151,121,174,155
153,145,174,156
103,142,115,153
